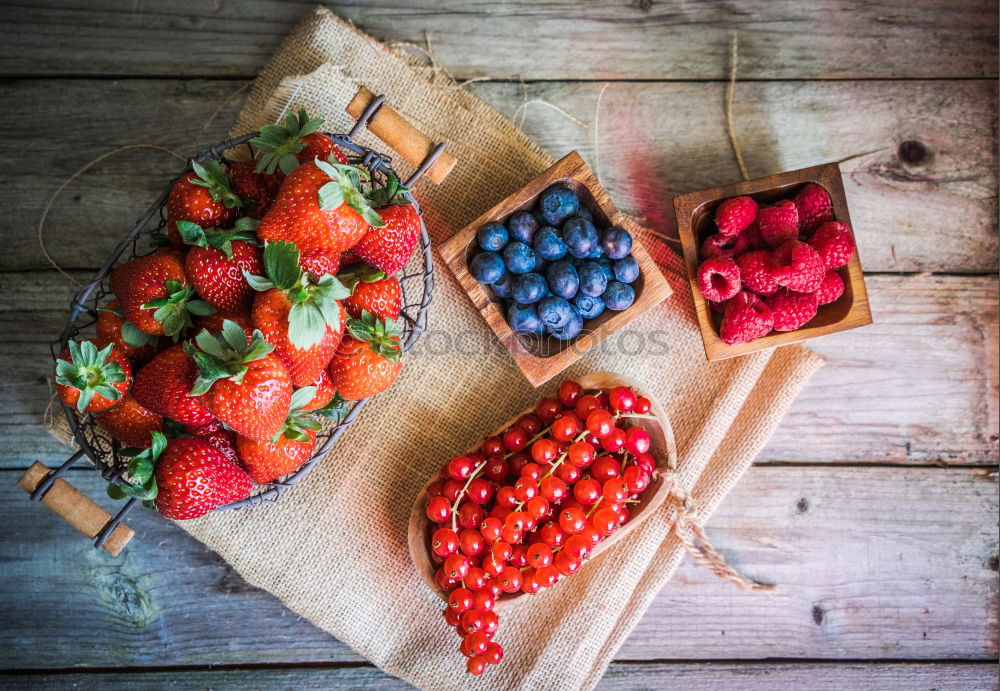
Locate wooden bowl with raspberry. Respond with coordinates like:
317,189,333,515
673,162,872,361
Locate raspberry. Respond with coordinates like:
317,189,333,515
714,196,757,236
809,221,856,269
742,220,768,251
720,290,774,345
696,257,741,303
701,232,750,260
736,250,779,296
766,288,819,332
757,199,799,248
815,270,845,305
792,183,833,235
769,240,825,293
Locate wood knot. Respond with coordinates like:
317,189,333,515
897,140,928,165
633,0,654,10
987,554,999,572
795,497,809,514
812,603,825,625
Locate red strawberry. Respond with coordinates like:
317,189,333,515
132,344,215,428
299,248,342,279
96,300,160,362
235,386,323,484
257,160,382,254
95,395,163,448
250,109,349,178
185,319,293,442
166,160,242,246
340,264,402,320
152,434,252,520
299,370,337,412
110,253,215,339
230,160,279,219
185,419,241,467
358,176,420,274
328,311,403,401
54,340,131,414
247,242,349,387
178,218,263,314
194,311,255,342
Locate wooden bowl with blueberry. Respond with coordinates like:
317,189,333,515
440,152,672,387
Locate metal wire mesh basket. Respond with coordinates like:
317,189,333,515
29,93,444,552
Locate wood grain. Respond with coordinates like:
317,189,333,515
3,271,995,469
1,79,994,273
440,151,673,386
2,466,995,668
1,1,996,80
674,162,872,360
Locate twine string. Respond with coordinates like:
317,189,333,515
726,33,750,182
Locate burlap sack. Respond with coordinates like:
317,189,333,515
48,7,823,689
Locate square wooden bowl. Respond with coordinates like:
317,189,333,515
673,162,872,361
440,151,672,387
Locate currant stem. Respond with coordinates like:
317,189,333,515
512,427,592,513
585,496,605,518
451,457,490,532
502,424,553,460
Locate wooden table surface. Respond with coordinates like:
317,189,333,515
1,2,997,689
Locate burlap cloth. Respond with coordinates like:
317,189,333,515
47,7,824,690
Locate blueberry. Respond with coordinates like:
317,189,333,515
511,272,547,304
577,261,609,297
573,294,605,320
549,307,584,341
602,280,636,311
586,246,604,259
562,217,599,258
535,258,550,275
545,260,579,299
594,255,614,282
613,255,640,283
537,184,580,226
491,271,513,299
476,222,509,252
506,211,538,245
470,251,505,284
573,204,593,222
502,241,538,274
533,226,567,261
508,303,546,335
599,226,632,260
537,296,574,330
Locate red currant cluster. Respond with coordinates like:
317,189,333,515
423,379,656,675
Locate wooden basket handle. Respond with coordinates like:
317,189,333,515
18,461,134,556
345,86,457,185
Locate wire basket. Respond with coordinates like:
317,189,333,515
29,93,445,552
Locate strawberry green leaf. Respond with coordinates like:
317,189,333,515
150,431,167,461
263,242,304,291
279,153,299,176
121,320,154,348
76,388,95,413
93,385,122,402
186,300,216,317
55,339,126,412
177,221,208,247
317,181,345,211
243,271,274,292
287,302,327,349
107,484,127,500
195,328,227,358
189,160,243,209
289,386,317,412
314,392,349,423
221,319,248,351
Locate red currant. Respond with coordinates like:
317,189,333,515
596,393,610,410
435,567,459,590
484,642,503,664
495,485,517,509
480,517,503,542
448,455,477,481
540,476,568,502
501,525,522,544
600,428,626,453
558,505,587,534
472,588,495,611
518,413,542,436
586,409,614,438
624,427,651,455
567,440,595,467
521,568,542,594
563,534,590,560
459,529,485,557
554,550,582,576
498,566,523,593
460,608,486,633
448,587,473,613
519,462,542,481
574,394,602,419
444,553,470,579
507,452,530,477
484,455,508,481
444,606,462,627
513,477,538,501
573,477,602,505
554,462,582,484
539,521,567,548
427,480,443,498
526,542,553,568
465,567,489,591
502,426,527,452
535,397,562,422
591,456,620,482
482,553,504,577
491,540,512,563
426,496,452,523
466,631,490,655
580,525,601,547
481,610,499,636
602,478,627,504
505,511,530,532
525,496,550,520
551,414,579,442
432,527,459,557
442,479,463,503
536,565,559,588
467,655,487,675
634,397,652,414
530,438,559,464
462,478,488,505
591,507,619,536
608,385,637,412
636,452,655,474
558,379,583,406
488,505,512,523
623,465,650,493
457,501,484,529
508,543,527,568
616,505,629,525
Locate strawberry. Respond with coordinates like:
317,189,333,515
328,311,402,401
250,109,349,178
166,159,243,246
96,300,160,362
299,370,337,412
340,264,402,320
246,242,350,387
95,395,163,448
235,386,323,484
299,248,342,279
150,433,252,520
257,160,383,254
230,160,279,219
178,217,263,314
194,311,255,342
110,253,215,339
357,175,420,274
185,419,241,467
54,340,131,413
185,319,293,442
132,344,215,428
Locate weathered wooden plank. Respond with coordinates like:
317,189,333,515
2,466,995,668
1,78,994,274
1,1,996,80
2,662,997,691
2,272,994,469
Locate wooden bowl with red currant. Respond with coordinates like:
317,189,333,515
407,372,677,675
